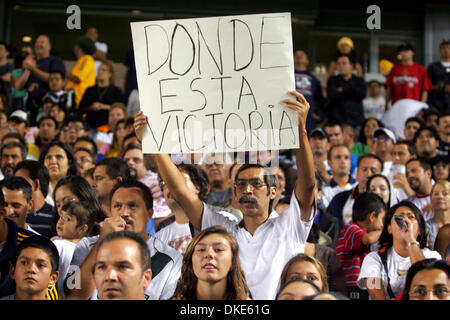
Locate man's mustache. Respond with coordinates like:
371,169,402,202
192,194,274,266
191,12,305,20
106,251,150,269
239,195,257,204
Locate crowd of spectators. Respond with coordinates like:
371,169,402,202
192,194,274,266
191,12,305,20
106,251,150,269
0,30,448,301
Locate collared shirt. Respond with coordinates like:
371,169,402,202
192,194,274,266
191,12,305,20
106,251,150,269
200,192,315,299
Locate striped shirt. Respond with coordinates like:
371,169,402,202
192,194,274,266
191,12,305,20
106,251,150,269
336,222,369,286
26,202,55,238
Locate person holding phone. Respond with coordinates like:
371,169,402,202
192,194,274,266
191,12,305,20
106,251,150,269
357,201,441,299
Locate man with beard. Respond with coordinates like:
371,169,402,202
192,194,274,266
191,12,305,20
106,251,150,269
92,158,130,217
65,179,182,300
0,142,27,181
135,90,316,299
414,126,440,160
202,153,232,207
405,158,434,221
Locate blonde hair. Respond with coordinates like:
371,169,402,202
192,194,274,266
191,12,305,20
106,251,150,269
431,180,450,199
279,253,329,292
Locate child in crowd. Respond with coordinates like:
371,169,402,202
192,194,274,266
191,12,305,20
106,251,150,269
52,200,98,296
336,192,386,300
3,235,59,300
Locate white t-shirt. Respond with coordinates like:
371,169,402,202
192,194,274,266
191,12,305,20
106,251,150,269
155,221,192,254
52,239,77,297
200,192,314,300
321,179,358,209
357,247,441,299
408,194,433,221
363,96,386,120
67,234,182,300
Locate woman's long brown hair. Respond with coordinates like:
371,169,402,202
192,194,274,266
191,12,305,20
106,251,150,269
171,225,251,300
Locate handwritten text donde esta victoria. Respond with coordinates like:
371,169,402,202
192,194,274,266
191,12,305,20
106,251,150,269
131,13,299,154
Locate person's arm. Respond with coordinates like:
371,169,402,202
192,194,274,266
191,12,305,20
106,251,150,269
23,56,50,83
14,69,31,91
66,72,81,84
65,217,126,299
366,279,387,300
385,87,391,111
0,72,11,82
420,90,428,103
361,230,382,246
282,90,316,220
134,111,204,230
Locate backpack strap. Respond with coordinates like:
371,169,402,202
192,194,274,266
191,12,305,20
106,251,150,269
378,246,396,299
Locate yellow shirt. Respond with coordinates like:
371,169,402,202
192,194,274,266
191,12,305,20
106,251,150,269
65,55,95,107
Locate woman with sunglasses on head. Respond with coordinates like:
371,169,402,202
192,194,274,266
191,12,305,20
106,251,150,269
357,201,441,299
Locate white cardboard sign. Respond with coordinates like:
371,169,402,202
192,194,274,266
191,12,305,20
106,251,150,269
131,12,298,154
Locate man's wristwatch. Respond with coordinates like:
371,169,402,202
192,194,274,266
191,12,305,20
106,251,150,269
407,241,420,248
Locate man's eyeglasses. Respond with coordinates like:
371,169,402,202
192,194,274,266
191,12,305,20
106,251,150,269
63,126,84,132
234,178,267,191
409,286,449,300
373,136,388,142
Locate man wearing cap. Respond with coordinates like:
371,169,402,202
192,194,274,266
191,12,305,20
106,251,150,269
385,44,432,107
372,127,396,177
13,35,66,126
328,37,363,77
65,37,96,108
7,110,40,161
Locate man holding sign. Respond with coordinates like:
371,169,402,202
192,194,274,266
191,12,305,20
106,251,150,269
134,89,316,299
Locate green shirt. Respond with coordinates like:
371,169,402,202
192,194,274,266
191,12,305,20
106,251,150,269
351,141,370,156
11,69,27,98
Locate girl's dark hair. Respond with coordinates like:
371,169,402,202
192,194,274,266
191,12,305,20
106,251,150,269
378,200,427,249
171,225,251,300
39,141,79,177
357,118,384,145
177,164,210,203
366,173,393,208
402,259,450,300
61,200,99,237
52,175,105,236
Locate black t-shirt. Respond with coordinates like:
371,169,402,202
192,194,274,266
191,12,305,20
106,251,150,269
427,61,450,113
25,56,66,109
78,84,125,129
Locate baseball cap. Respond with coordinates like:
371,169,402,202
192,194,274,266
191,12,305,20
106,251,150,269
337,37,354,49
8,110,28,124
373,127,396,143
309,128,330,141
